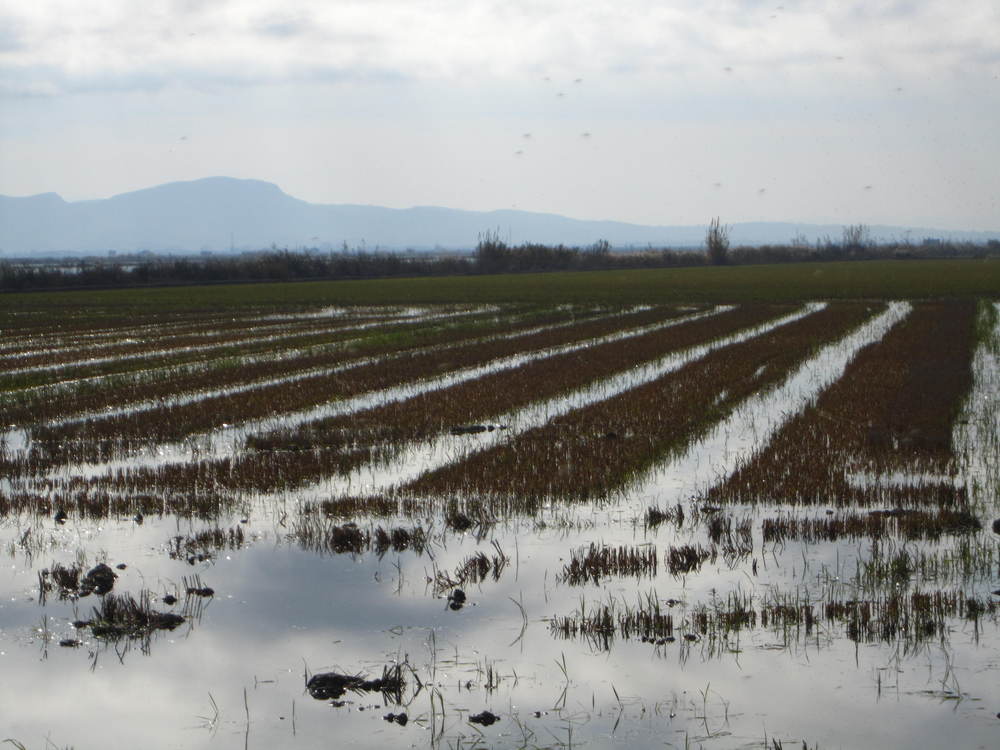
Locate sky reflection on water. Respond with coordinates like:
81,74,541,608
1,506,998,749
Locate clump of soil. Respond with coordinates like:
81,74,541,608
80,563,118,596
40,562,119,601
469,710,500,726
449,424,507,436
326,523,368,553
307,664,405,702
75,592,184,640
446,512,474,532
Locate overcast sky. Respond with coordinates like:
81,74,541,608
1,1,998,230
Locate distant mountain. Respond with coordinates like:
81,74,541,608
1,177,996,255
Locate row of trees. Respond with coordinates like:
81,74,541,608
1,227,996,291
0,250,471,292
704,221,889,265
703,221,999,265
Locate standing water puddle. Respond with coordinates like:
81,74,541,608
1,299,998,750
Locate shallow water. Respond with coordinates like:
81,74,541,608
18,306,722,484
2,509,997,750
1,301,998,750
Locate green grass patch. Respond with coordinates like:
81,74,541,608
2,259,997,316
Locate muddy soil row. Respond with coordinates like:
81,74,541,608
76,305,775,497
0,303,456,357
0,307,493,391
0,311,388,371
1,306,589,426
704,301,977,508
0,307,252,348
400,302,884,509
6,306,693,472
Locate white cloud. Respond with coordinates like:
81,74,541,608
1,1,997,229
1,1,997,95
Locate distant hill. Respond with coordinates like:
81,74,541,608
1,177,996,255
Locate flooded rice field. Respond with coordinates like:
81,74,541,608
1,300,998,749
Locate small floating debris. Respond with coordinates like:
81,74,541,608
449,424,508,435
183,574,214,597
641,635,676,645
469,710,501,726
868,508,919,519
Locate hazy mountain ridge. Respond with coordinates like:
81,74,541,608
1,177,996,256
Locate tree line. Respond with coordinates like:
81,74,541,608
1,228,997,292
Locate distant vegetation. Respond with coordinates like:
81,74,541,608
1,226,998,293
2,259,998,320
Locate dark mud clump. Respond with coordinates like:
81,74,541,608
446,511,476,532
307,665,404,702
326,523,367,553
40,562,118,600
183,574,215,598
449,424,508,436
306,673,360,700
469,710,501,726
80,563,118,596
